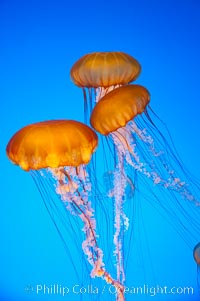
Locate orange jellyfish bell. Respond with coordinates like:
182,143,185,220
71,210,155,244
194,243,200,265
6,120,98,171
90,84,150,135
70,51,141,88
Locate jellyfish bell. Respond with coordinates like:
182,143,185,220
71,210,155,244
6,119,98,171
70,51,141,88
193,242,200,295
194,243,200,265
90,84,150,135
70,51,141,124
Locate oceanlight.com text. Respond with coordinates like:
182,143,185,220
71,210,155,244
24,283,195,297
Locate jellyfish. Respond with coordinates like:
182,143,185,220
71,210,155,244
70,51,141,123
193,243,200,294
90,84,200,251
6,119,125,301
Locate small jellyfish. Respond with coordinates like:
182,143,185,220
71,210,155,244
193,243,200,294
194,243,200,265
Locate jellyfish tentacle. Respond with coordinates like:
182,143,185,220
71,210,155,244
129,120,200,205
110,121,199,208
95,84,122,103
50,166,125,301
112,146,129,285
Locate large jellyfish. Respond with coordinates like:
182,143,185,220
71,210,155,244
70,51,141,123
6,119,126,301
90,84,200,250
